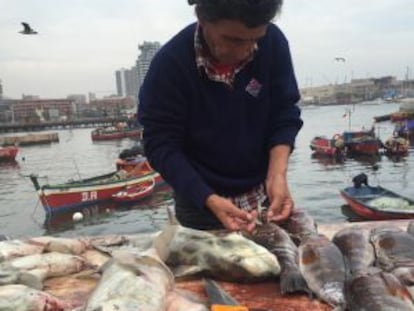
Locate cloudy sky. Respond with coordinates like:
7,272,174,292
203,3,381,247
0,0,413,99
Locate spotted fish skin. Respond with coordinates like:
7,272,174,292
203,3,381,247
346,271,414,311
298,234,346,309
332,226,375,277
251,222,308,294
155,225,281,282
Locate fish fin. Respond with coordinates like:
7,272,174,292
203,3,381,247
152,224,180,262
280,268,309,295
172,264,204,278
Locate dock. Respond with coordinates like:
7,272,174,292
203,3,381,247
0,132,59,146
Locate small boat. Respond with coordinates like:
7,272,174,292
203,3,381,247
0,146,19,161
340,173,414,220
91,126,141,141
29,157,164,215
342,127,381,156
112,177,155,203
309,135,345,157
382,136,409,156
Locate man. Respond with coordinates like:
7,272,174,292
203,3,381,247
138,0,303,232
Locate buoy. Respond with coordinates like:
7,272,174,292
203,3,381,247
72,212,83,222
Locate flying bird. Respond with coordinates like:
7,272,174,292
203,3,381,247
19,22,38,35
334,57,346,62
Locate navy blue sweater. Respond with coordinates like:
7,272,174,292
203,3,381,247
138,23,303,209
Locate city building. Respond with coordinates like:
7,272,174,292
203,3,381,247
115,67,139,99
11,98,75,123
136,41,161,88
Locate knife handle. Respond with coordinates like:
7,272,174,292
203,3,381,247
211,305,249,311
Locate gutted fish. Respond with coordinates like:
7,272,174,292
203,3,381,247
0,284,70,311
298,234,346,309
84,248,174,311
28,236,88,255
249,222,308,294
0,240,44,261
154,225,280,282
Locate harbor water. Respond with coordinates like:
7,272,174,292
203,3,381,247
0,102,413,238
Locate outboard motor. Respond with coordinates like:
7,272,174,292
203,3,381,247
352,173,368,188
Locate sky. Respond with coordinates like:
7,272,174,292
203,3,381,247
0,0,413,99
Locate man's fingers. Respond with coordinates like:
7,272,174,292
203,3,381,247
267,199,293,222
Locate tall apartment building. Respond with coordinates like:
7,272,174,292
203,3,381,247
115,41,161,107
115,67,139,98
136,41,161,88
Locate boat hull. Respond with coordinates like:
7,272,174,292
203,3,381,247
0,146,19,161
38,172,164,214
309,136,344,157
91,128,141,141
340,185,414,220
112,178,155,203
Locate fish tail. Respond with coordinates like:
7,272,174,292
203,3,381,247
280,268,309,295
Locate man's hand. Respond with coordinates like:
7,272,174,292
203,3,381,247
206,194,257,232
265,173,294,223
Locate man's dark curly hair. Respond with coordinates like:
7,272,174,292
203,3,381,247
187,0,283,28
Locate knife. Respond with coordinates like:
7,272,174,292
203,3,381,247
203,278,269,311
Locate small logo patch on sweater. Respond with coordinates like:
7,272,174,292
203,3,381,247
245,78,262,97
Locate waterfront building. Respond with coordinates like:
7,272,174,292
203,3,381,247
88,96,135,118
11,98,75,123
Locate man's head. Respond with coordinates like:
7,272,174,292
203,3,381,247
189,0,283,65
188,0,283,28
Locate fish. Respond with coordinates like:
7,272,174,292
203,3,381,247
153,225,280,282
0,284,70,311
28,236,88,255
83,248,175,311
332,226,375,276
0,262,44,289
0,240,45,261
248,222,308,294
346,271,414,311
284,208,318,245
370,225,414,284
298,234,346,309
407,220,414,236
9,252,91,280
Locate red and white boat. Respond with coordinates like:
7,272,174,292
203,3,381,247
29,157,165,215
310,135,345,157
0,146,19,161
112,177,155,203
91,126,141,141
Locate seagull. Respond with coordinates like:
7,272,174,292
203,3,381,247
334,57,346,62
19,22,38,35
